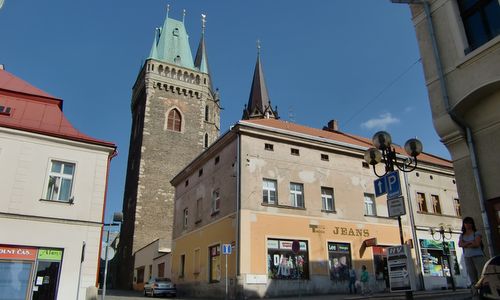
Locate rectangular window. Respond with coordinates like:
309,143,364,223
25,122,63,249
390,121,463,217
321,187,335,212
291,148,300,156
364,193,376,216
321,154,329,161
183,208,188,229
198,168,203,176
417,192,428,212
431,194,442,214
45,160,75,202
362,162,369,169
215,156,220,165
267,238,309,280
0,262,32,299
420,239,460,276
454,198,461,216
209,245,221,282
263,179,278,204
194,249,201,274
264,143,274,151
289,183,304,208
328,242,352,281
179,254,185,278
458,0,500,52
212,189,220,213
196,198,202,222
158,262,165,278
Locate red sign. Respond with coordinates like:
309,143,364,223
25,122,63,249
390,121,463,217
0,245,38,261
365,238,377,247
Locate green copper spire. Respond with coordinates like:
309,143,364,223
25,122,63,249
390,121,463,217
149,8,195,70
148,28,159,59
194,14,210,74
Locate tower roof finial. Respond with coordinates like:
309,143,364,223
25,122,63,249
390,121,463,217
166,4,170,18
257,39,261,54
201,13,206,34
182,9,186,23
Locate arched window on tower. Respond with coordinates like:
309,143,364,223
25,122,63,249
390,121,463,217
167,109,182,132
204,133,209,148
205,105,209,122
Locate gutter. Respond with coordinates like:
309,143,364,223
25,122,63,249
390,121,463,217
420,1,493,255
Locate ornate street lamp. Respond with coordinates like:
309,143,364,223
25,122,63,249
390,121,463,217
430,225,456,291
364,131,423,177
364,131,423,300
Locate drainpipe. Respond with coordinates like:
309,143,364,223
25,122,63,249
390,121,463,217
421,1,493,256
236,130,242,291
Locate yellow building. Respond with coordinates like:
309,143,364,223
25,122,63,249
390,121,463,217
168,54,464,298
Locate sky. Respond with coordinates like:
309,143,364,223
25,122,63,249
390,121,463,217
0,0,451,223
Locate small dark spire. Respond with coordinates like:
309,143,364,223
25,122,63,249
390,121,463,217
194,14,210,75
242,42,278,120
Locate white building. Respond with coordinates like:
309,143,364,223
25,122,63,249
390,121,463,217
0,67,116,300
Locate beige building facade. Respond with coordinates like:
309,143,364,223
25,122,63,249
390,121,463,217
406,0,500,254
170,118,465,298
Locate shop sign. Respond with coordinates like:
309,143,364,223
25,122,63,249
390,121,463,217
328,242,350,253
419,239,455,250
332,226,369,237
267,240,279,249
0,245,38,260
38,249,63,261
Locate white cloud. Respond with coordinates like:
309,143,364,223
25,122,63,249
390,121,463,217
361,113,400,130
404,106,414,113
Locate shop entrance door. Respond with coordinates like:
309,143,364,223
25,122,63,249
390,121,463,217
31,260,61,300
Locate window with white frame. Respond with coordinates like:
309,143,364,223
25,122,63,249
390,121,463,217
321,187,335,212
263,179,277,204
212,189,220,213
183,208,188,229
289,183,304,208
364,193,376,216
45,160,75,202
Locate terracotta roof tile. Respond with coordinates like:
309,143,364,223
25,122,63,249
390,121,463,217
241,118,452,168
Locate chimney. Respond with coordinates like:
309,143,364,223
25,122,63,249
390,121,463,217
0,64,4,70
324,119,339,132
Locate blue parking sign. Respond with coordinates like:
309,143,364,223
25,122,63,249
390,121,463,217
386,171,402,199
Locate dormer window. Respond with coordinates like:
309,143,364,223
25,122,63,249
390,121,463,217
173,28,179,36
174,55,181,64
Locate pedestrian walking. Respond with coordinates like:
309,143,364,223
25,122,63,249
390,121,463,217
360,265,371,296
348,267,357,294
459,216,487,293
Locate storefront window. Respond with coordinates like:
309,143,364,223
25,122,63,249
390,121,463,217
420,239,460,277
267,239,309,280
209,245,221,283
373,246,390,289
328,242,351,281
0,261,32,300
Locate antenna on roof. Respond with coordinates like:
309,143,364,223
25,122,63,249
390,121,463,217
288,106,295,123
182,9,186,23
201,13,206,34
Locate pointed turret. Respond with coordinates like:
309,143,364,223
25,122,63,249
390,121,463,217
194,14,210,74
149,7,195,69
242,42,279,120
148,28,159,59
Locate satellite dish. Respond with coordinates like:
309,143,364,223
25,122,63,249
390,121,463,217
101,246,115,260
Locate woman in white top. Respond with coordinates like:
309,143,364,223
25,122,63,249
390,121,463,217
459,216,487,287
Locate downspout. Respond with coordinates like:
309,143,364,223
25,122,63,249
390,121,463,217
96,149,118,287
421,1,493,256
236,131,242,293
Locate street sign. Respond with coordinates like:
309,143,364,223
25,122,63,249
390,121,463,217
222,244,232,255
386,171,402,199
387,196,406,217
100,246,115,260
374,176,387,197
387,245,415,292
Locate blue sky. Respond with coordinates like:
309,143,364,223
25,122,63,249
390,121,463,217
0,0,450,222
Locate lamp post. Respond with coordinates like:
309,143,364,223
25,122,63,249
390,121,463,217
102,212,123,300
364,131,423,300
430,225,456,291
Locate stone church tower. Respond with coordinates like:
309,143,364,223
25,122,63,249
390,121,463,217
117,11,220,287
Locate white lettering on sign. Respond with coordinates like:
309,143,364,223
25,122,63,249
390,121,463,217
0,249,32,256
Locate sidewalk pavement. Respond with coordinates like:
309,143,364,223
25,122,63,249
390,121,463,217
100,288,472,300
